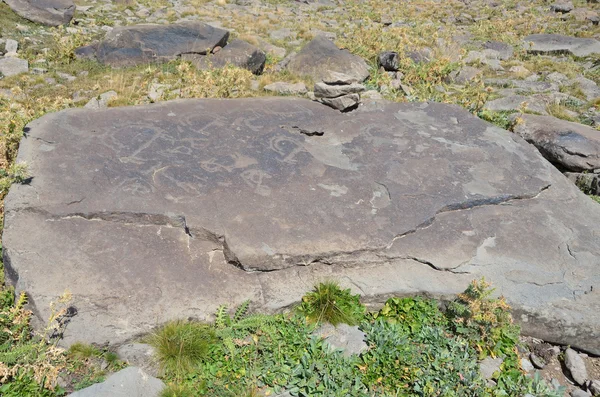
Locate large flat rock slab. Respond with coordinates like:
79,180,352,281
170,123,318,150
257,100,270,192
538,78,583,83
3,98,600,353
524,34,600,57
3,0,75,26
94,22,230,67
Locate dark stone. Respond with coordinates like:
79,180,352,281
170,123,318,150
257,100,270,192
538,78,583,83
3,0,75,26
512,114,600,171
4,98,600,355
74,42,99,60
182,39,266,75
378,51,399,71
286,35,370,83
94,22,230,67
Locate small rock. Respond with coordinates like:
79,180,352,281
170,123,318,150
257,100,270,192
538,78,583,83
530,353,546,369
313,323,367,357
148,82,169,102
479,357,503,379
361,90,383,100
448,66,482,84
270,28,296,41
483,41,514,60
565,348,589,386
4,39,19,54
547,72,568,84
84,91,118,109
314,82,365,98
56,72,76,82
509,65,531,77
551,1,574,13
575,76,600,101
320,93,360,111
263,82,308,95
0,57,29,77
521,357,535,372
378,51,399,71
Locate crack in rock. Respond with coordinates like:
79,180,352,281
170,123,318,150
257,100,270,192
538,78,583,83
388,184,551,246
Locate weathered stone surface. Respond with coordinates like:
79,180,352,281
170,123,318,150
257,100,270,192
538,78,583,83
378,51,399,71
513,114,600,171
565,348,589,385
320,92,360,111
0,57,28,77
264,82,307,95
116,343,159,377
286,35,370,83
314,82,365,98
483,95,548,114
479,357,503,379
182,39,266,75
68,367,164,397
3,98,600,355
524,34,600,57
314,323,367,357
4,0,75,26
94,22,229,67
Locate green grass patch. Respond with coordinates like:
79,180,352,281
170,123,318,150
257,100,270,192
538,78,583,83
145,280,563,397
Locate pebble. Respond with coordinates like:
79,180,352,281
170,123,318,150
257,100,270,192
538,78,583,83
565,348,589,386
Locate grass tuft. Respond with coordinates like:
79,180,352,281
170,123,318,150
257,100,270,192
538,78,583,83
296,281,365,326
145,320,217,379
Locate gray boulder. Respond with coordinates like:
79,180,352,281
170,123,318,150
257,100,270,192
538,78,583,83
94,22,229,67
4,98,600,356
512,114,600,171
182,39,266,75
483,95,548,114
524,34,600,57
565,348,588,386
286,35,370,83
0,57,28,77
3,0,74,26
320,92,360,111
378,51,399,71
68,367,164,397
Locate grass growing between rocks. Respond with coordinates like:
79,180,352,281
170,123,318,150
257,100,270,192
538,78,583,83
150,279,563,397
0,250,125,395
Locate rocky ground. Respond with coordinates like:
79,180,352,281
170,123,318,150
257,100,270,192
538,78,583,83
2,0,600,395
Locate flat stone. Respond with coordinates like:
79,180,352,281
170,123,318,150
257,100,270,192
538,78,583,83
320,92,360,111
3,99,600,356
313,323,367,357
485,79,558,94
589,379,600,395
551,1,574,13
479,357,503,379
483,95,548,114
524,34,600,57
530,352,546,369
322,71,361,85
482,41,514,60
68,367,164,397
314,82,365,98
512,114,600,171
0,57,28,77
4,0,74,26
574,76,600,101
565,348,588,386
448,66,482,84
263,82,307,95
286,35,370,83
94,22,230,67
183,39,266,75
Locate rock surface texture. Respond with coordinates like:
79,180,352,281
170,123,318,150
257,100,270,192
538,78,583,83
68,367,164,397
524,34,600,57
513,114,600,171
3,98,600,354
94,22,230,67
3,0,75,26
286,35,370,82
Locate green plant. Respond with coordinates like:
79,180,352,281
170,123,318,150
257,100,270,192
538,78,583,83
145,320,218,379
360,319,484,396
296,282,365,326
372,296,447,335
446,278,520,359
